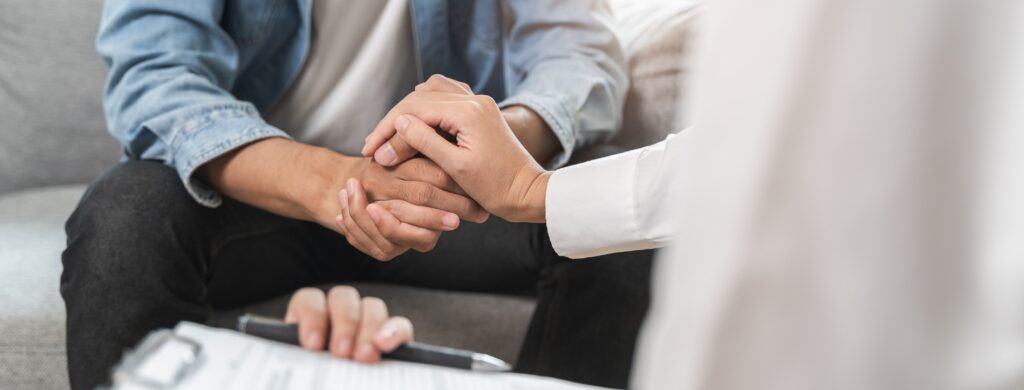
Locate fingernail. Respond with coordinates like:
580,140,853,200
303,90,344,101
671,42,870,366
367,205,382,223
339,190,348,210
395,116,410,131
442,214,459,229
347,178,357,195
376,142,397,166
376,325,398,344
380,326,397,339
335,338,352,356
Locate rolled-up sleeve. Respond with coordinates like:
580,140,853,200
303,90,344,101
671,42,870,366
501,0,629,169
546,133,682,258
97,1,289,207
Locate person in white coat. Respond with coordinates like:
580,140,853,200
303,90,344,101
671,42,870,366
330,0,1024,388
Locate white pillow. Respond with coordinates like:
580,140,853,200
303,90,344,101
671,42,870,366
610,1,701,149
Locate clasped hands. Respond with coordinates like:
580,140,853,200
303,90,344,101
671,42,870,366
285,76,553,362
335,75,549,261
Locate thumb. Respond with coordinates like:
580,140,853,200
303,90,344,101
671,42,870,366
394,115,461,172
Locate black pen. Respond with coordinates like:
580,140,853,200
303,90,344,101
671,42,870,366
236,314,511,372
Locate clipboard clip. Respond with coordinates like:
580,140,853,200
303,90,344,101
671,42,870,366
108,329,202,389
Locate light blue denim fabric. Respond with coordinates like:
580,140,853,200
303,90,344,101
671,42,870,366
97,0,627,207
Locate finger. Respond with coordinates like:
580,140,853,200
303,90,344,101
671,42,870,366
285,288,328,351
393,114,463,174
372,316,414,353
326,286,362,358
373,136,417,167
399,180,488,223
339,189,388,260
376,200,460,231
367,203,443,253
339,189,376,248
335,213,348,235
416,74,473,95
362,92,471,157
353,297,389,363
395,158,466,196
346,178,405,260
362,123,397,158
334,190,350,236
430,74,473,94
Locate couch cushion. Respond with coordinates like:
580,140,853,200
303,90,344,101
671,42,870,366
0,185,534,389
0,0,119,195
610,0,700,149
0,186,81,389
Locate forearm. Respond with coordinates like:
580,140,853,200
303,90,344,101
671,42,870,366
502,105,560,165
198,138,353,229
502,0,629,168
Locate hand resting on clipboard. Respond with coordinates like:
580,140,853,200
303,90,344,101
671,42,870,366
107,322,613,390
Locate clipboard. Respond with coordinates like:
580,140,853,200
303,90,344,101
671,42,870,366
108,329,202,389
106,322,613,390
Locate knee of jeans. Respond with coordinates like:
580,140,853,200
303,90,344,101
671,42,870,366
61,161,202,289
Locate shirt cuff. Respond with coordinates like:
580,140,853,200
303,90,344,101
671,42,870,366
546,147,647,258
170,108,291,208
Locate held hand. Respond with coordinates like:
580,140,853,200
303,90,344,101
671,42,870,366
286,286,413,363
336,178,457,261
364,75,475,167
196,138,486,254
362,77,549,222
350,157,488,224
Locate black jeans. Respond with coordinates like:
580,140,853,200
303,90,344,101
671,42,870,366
60,161,652,390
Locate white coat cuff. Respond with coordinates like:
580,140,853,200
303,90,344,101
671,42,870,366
545,149,645,258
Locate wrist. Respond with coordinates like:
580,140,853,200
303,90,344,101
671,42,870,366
510,169,550,224
295,148,356,224
501,106,559,164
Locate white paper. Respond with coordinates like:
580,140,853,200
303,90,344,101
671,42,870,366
160,322,610,390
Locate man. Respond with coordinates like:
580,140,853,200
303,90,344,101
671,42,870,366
61,1,652,389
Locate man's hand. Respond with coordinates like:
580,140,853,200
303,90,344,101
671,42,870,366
364,75,559,168
335,177,456,261
361,76,551,223
286,286,413,363
347,156,487,224
336,157,488,261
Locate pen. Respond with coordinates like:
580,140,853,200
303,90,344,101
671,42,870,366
236,314,511,372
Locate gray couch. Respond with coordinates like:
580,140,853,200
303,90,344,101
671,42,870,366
0,0,695,388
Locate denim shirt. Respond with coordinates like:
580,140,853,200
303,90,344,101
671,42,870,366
97,0,628,207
